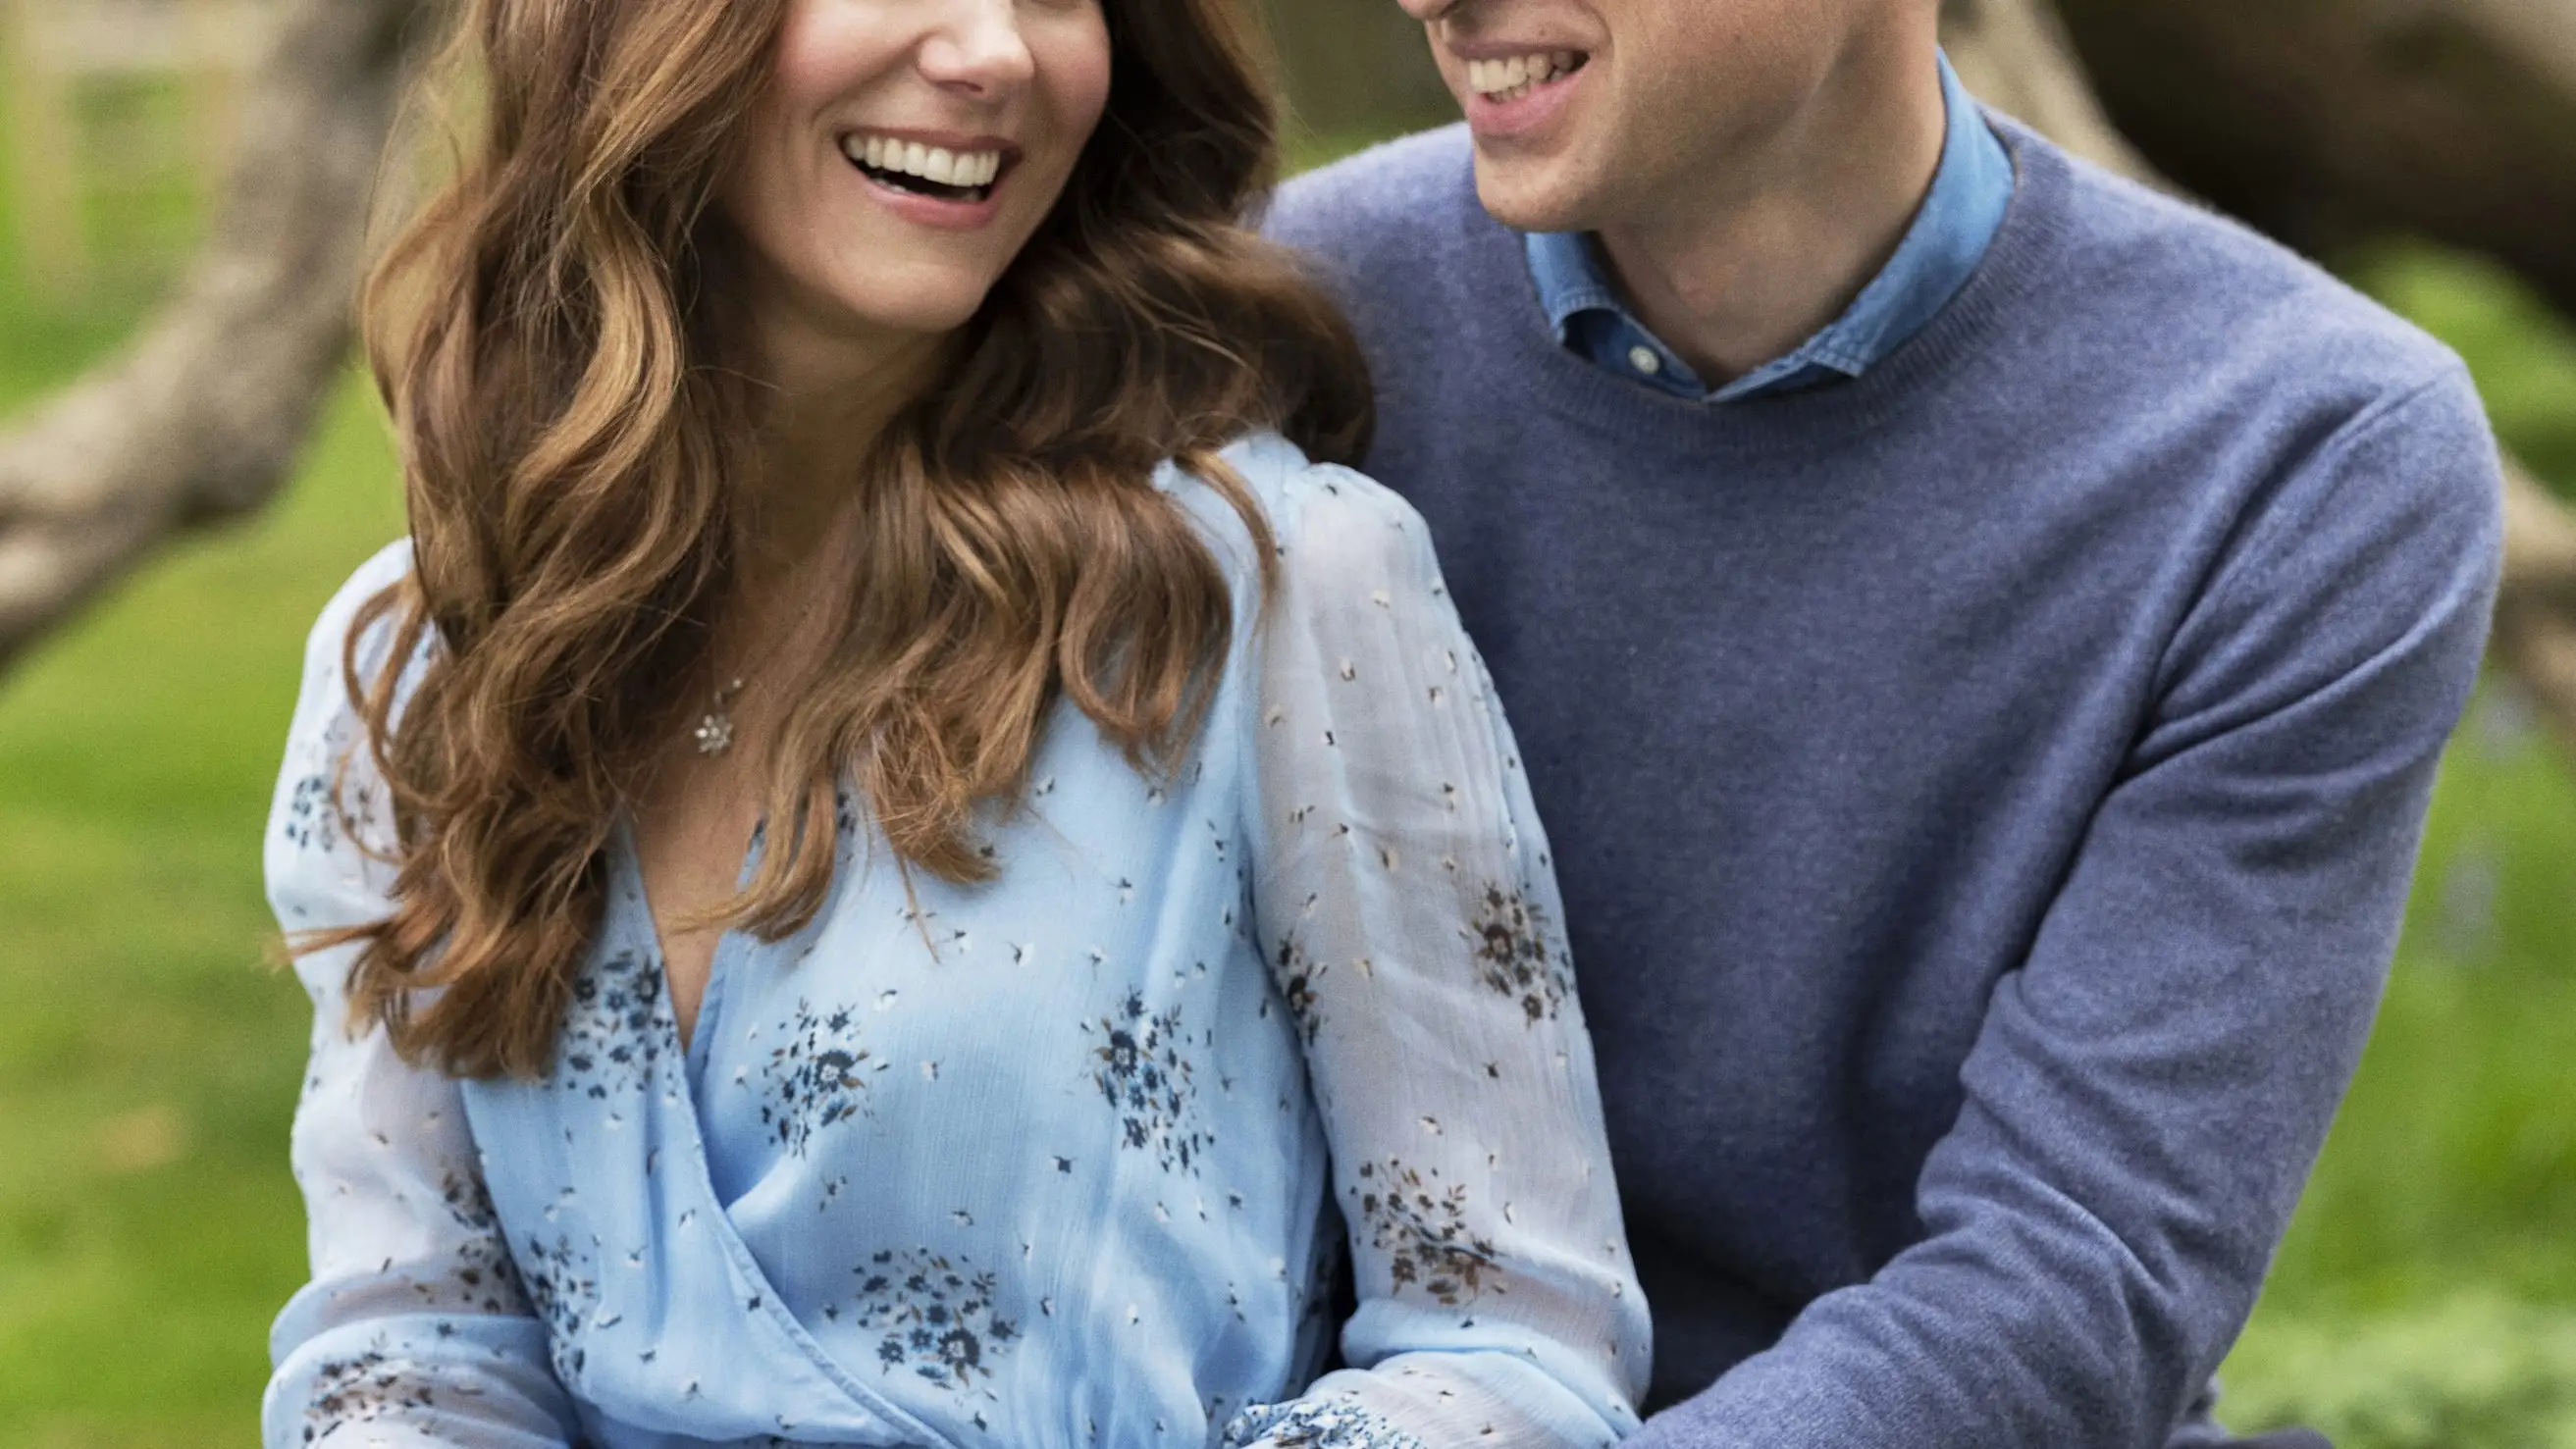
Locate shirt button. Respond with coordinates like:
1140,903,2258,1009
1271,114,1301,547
1627,345,1663,377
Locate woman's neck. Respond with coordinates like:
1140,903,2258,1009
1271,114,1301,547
737,303,950,574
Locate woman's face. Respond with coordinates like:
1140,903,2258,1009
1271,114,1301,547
722,0,1114,369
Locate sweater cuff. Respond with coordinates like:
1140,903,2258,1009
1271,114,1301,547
1222,1399,1433,1449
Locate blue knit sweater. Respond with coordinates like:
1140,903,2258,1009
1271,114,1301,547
1266,121,2503,1448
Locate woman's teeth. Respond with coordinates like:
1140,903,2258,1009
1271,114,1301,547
1467,52,1584,103
842,134,1003,198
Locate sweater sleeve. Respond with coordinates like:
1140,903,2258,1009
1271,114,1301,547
1630,371,2503,1448
261,544,581,1449
1229,457,1653,1449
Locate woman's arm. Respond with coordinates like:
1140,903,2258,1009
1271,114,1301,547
1237,458,1652,1449
261,544,579,1449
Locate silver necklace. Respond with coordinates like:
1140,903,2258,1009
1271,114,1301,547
693,676,748,756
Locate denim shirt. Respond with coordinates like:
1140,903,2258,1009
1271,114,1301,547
1525,54,2014,402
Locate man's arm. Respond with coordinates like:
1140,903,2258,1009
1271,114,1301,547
1633,366,2504,1449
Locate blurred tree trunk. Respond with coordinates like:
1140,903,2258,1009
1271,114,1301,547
1939,0,2148,181
2052,0,2576,319
2497,473,2576,751
1255,0,1452,141
1941,0,2576,751
0,0,427,672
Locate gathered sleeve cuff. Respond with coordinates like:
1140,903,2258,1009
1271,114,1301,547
1222,1398,1433,1449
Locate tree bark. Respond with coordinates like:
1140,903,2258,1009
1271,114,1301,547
2052,0,2576,321
1256,0,1454,144
2497,457,2576,755
0,0,429,672
1943,0,2576,754
1938,0,2152,184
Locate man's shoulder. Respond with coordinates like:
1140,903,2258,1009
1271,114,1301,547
1265,125,1480,264
2009,123,2463,403
2010,127,2497,576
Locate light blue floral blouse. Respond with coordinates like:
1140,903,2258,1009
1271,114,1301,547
262,435,1651,1449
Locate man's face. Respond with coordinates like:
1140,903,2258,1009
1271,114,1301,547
1396,0,1881,233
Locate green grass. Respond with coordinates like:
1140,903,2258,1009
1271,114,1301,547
1,115,2573,1448
2210,240,2576,1448
2352,240,2576,495
0,377,405,1446
2219,690,2576,1446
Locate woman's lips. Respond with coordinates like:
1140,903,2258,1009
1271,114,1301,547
837,131,1015,231
851,168,1006,230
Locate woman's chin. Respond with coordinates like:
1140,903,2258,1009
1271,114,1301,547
804,271,999,351
852,293,986,339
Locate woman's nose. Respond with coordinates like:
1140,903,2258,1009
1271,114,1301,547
919,0,1038,97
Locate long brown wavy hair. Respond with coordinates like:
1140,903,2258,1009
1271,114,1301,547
323,0,1372,1078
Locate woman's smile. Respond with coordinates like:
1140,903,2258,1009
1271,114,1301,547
836,127,1023,229
722,0,1111,342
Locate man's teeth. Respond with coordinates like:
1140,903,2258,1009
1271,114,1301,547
1467,51,1582,102
843,135,1003,190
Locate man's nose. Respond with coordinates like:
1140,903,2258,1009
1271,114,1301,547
1394,0,1455,21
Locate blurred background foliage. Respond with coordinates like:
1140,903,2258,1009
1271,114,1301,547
0,5,2572,1447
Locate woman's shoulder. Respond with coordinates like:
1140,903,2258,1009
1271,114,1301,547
291,540,419,717
318,535,415,621
268,539,417,934
278,539,424,773
1162,432,1443,599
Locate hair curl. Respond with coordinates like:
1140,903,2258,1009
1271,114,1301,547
323,0,1373,1079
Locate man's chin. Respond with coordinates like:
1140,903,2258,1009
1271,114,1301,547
1471,160,1603,235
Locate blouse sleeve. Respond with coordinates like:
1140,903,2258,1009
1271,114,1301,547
1233,463,1652,1449
261,543,580,1449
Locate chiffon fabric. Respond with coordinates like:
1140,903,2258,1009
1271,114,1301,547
262,434,1649,1449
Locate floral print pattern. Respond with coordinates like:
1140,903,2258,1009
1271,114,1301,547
279,772,341,854
1468,886,1575,1025
1090,991,1211,1175
846,1248,1020,1391
1224,1399,1433,1449
557,951,667,1099
304,1352,434,1444
762,998,876,1155
515,1232,599,1379
1271,933,1327,1045
422,1170,527,1314
1353,1159,1500,1308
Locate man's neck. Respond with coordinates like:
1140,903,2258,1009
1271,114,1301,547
1593,37,1949,387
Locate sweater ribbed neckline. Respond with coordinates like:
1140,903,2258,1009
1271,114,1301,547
1457,117,2077,460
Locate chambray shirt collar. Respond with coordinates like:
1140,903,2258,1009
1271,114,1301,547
1526,52,2015,402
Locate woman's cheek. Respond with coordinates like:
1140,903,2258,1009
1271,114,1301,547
1036,11,1115,148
